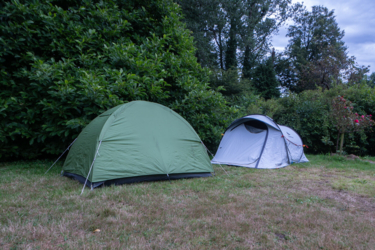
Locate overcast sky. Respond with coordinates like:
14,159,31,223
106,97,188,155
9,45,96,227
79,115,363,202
272,0,375,73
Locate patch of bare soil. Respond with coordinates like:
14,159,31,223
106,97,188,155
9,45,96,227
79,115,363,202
347,154,375,163
331,153,375,164
293,169,375,213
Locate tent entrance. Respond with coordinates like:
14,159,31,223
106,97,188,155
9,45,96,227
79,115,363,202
212,123,268,167
244,120,268,134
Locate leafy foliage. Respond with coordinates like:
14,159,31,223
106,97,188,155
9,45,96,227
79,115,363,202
178,0,296,95
366,72,375,88
331,96,374,134
277,6,370,93
0,0,230,159
252,57,280,99
209,68,253,97
234,84,375,156
331,96,374,154
279,6,348,92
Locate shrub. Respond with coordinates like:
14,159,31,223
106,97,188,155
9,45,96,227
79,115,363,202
0,0,230,159
273,90,333,154
331,95,374,154
234,84,375,156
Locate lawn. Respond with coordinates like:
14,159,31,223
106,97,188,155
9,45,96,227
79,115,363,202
1,155,375,249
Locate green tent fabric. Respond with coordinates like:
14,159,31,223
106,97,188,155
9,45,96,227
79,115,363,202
62,101,213,188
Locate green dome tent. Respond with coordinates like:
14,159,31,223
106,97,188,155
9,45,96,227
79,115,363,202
62,101,213,189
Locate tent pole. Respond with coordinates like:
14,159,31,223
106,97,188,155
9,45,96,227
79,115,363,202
255,127,269,169
81,140,102,195
45,138,77,175
201,141,229,176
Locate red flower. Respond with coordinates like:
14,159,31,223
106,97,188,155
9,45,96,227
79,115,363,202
354,119,359,123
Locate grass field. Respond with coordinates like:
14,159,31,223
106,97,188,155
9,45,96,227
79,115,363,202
1,155,375,249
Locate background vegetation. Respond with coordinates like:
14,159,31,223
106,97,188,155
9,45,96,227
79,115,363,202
236,84,375,156
178,0,374,156
0,0,374,160
0,0,232,159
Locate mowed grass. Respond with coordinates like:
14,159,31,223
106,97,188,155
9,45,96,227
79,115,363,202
1,155,375,250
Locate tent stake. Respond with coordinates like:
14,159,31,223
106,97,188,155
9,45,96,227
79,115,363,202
167,173,171,184
45,138,77,175
81,141,102,195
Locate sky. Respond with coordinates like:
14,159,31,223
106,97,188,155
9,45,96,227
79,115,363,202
272,0,375,73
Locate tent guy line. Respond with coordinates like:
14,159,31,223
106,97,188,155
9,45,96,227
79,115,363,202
201,141,229,176
45,138,77,175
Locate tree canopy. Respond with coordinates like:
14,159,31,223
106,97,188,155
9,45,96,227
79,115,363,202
277,6,369,92
177,0,295,70
177,0,296,99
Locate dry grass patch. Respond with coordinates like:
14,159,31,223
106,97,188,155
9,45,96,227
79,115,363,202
1,155,375,249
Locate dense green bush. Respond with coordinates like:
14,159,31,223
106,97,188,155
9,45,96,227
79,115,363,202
235,84,375,156
326,84,375,155
0,0,230,159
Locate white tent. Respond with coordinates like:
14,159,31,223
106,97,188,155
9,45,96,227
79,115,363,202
211,114,308,169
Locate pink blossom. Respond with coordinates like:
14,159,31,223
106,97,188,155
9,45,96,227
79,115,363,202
344,106,347,109
355,113,358,116
354,119,359,123
362,115,365,118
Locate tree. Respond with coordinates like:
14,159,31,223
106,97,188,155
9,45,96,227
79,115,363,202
279,6,349,92
176,0,220,67
252,57,280,99
240,0,297,81
225,17,238,70
178,0,296,72
178,0,296,102
0,0,229,159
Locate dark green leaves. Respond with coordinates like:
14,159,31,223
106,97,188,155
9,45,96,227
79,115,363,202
0,0,229,159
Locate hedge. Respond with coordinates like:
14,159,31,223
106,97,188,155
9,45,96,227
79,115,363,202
0,0,231,159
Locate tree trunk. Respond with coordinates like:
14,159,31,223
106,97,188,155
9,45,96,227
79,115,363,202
336,131,340,153
339,132,345,155
218,30,224,70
